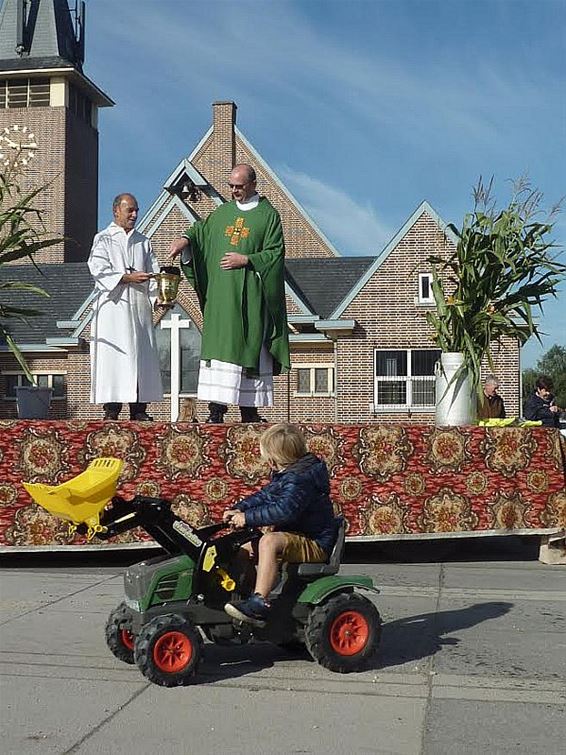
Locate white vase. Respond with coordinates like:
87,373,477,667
435,352,473,426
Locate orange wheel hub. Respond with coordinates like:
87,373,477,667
153,631,192,673
329,610,369,656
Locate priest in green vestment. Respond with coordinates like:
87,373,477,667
170,164,290,423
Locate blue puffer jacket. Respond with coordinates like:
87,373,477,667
233,453,337,555
524,392,559,428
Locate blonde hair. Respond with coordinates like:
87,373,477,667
259,423,308,468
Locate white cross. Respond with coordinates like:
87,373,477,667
160,312,195,422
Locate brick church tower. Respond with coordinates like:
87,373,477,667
0,0,112,262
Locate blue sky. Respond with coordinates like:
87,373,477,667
85,0,565,368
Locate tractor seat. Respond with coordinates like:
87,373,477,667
296,517,345,578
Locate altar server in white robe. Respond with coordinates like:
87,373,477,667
88,193,163,421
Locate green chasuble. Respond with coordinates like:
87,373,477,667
181,198,290,375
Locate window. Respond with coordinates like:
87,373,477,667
295,365,335,396
418,273,434,304
0,78,50,108
374,349,440,410
2,372,66,400
155,306,201,396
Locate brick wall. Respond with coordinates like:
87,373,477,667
0,105,66,263
64,110,99,261
0,103,98,263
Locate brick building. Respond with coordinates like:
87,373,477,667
0,4,520,422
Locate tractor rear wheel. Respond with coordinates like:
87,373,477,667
135,614,202,687
305,593,381,673
105,602,136,665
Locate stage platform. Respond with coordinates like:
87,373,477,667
0,421,564,552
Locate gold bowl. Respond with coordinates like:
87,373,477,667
154,266,181,304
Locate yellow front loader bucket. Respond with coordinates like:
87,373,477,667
23,457,124,540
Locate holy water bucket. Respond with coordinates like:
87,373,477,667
154,266,181,305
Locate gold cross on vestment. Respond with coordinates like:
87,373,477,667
225,217,250,246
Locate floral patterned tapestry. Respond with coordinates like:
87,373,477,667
0,421,564,549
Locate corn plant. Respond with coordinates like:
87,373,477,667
426,177,565,398
0,151,62,380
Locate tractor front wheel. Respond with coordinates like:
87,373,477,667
135,614,202,687
305,593,381,673
105,602,136,665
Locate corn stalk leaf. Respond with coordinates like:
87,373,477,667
427,177,565,396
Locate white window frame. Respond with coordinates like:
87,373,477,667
1,371,67,401
293,364,335,398
418,272,435,304
374,349,439,411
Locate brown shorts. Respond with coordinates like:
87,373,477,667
281,532,327,563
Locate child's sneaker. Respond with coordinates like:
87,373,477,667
224,593,271,626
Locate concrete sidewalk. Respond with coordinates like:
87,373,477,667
1,539,565,755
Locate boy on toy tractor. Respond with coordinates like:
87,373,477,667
223,423,338,626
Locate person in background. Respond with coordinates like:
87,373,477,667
477,374,506,420
88,193,164,421
524,375,560,428
169,163,290,424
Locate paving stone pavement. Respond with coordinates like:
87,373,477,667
1,538,565,755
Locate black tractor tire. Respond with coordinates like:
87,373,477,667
134,614,202,687
304,592,381,673
105,602,136,665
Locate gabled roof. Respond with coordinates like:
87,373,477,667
235,127,341,258
137,192,200,238
328,200,458,319
137,158,224,236
286,257,374,319
163,158,219,195
0,262,93,345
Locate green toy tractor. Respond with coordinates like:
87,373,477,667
24,459,382,688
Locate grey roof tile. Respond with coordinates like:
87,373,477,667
0,55,75,71
285,257,374,318
0,262,93,344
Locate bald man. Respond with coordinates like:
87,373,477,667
88,193,164,421
170,164,290,423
